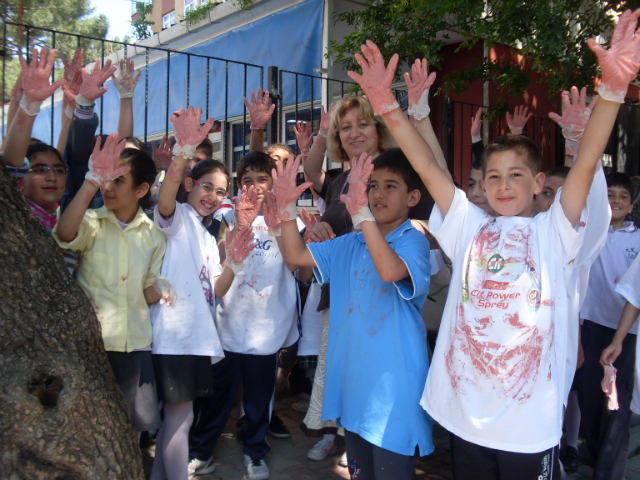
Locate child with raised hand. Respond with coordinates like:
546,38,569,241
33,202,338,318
575,171,640,480
346,9,640,477
53,133,170,439
150,106,255,480
277,150,434,479
188,151,310,480
1,47,76,275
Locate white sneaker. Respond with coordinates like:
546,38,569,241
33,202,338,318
307,434,338,461
188,456,215,478
338,451,348,467
244,454,270,480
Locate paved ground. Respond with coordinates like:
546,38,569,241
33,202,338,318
142,393,640,479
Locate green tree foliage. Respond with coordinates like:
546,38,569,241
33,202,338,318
329,0,640,113
131,2,154,41
1,0,109,102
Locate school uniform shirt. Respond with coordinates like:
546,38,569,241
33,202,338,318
151,202,224,360
54,206,166,352
216,214,300,355
422,187,587,454
563,164,611,401
581,221,640,335
615,254,640,414
308,219,435,457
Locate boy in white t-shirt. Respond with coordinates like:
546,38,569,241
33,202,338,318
575,172,640,480
188,152,311,480
345,12,640,478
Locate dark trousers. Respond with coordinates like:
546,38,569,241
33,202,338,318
575,320,636,480
450,434,560,480
344,430,417,480
189,351,278,461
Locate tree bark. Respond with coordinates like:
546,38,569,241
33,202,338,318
0,164,144,479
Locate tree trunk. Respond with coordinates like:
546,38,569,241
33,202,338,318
0,164,144,479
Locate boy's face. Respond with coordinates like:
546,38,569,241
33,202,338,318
21,151,67,214
193,148,208,162
368,168,419,228
237,168,273,203
481,150,544,218
468,168,496,216
535,175,565,213
608,185,634,224
270,148,290,168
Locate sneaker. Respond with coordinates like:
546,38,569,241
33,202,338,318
338,451,348,467
244,454,270,480
559,445,580,473
292,400,310,413
268,413,291,438
187,456,215,478
307,434,338,461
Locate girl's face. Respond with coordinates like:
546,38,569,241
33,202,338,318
185,171,229,217
101,166,149,222
21,151,67,214
338,108,380,161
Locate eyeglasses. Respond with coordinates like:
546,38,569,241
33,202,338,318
28,165,68,176
192,179,227,198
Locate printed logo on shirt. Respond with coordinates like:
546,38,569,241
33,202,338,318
627,247,638,260
487,253,505,273
347,457,361,480
461,279,469,303
199,265,214,307
482,279,510,290
253,239,273,251
527,287,541,311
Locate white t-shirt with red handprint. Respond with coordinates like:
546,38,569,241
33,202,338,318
421,187,587,453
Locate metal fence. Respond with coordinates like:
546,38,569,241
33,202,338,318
436,98,565,188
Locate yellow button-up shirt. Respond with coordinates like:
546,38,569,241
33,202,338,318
54,207,166,352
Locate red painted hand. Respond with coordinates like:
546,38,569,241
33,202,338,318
272,154,312,220
404,58,436,119
294,121,313,153
85,134,130,187
19,47,67,114
470,107,483,139
62,48,84,86
111,58,141,98
340,152,374,216
78,59,117,103
234,186,262,227
170,106,215,148
549,87,598,156
244,87,275,130
588,9,640,102
300,208,318,243
263,191,281,233
226,225,257,265
151,136,175,171
506,105,533,134
347,40,400,116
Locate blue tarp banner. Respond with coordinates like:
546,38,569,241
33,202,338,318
29,0,324,143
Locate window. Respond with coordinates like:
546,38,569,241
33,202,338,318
162,11,175,29
184,0,196,14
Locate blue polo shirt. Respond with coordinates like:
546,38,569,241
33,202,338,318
308,219,434,456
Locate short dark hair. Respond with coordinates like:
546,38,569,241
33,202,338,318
235,152,276,183
119,148,157,210
471,159,482,171
196,137,214,158
545,166,570,180
124,136,151,157
266,143,292,156
372,148,422,192
481,134,541,175
606,171,634,198
190,159,230,185
27,143,63,165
